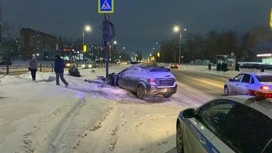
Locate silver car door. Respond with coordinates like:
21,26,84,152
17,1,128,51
239,74,252,95
230,74,244,94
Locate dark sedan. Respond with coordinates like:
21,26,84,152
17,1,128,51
170,63,179,69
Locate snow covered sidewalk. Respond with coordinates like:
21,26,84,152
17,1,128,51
0,65,213,153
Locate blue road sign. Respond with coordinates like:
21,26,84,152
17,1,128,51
98,0,114,14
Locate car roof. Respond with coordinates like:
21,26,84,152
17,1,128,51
217,95,272,119
241,72,272,76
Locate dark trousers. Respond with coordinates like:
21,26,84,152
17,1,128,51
56,73,68,85
30,69,37,81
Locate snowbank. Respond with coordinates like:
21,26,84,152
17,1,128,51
0,65,212,153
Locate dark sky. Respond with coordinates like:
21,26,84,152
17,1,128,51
3,0,272,56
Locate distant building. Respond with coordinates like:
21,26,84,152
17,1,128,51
20,28,57,59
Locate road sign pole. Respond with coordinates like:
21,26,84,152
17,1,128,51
103,14,110,78
99,0,114,78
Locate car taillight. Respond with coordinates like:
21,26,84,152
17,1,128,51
247,90,272,100
260,86,269,90
148,78,156,83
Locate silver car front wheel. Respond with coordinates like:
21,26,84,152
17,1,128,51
224,86,230,96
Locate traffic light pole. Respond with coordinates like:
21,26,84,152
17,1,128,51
103,14,110,78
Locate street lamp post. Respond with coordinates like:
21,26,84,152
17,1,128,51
82,25,91,61
173,26,186,65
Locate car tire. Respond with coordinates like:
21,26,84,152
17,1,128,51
176,122,184,153
163,93,172,98
136,85,145,99
224,86,230,96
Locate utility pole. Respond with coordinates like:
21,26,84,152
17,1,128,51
179,32,182,65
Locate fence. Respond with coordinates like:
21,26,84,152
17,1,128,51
0,63,117,75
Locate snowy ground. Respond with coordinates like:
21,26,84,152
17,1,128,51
0,65,213,153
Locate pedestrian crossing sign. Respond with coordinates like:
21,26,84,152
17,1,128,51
98,0,114,14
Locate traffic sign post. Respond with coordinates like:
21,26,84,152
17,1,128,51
98,0,114,14
98,0,115,77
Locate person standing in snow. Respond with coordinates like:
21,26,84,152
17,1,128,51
54,55,68,87
29,56,38,81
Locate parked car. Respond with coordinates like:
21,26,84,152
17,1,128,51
170,63,179,69
224,72,272,96
117,66,177,99
64,61,75,68
81,61,97,69
176,94,272,153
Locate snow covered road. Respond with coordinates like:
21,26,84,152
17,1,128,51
0,65,214,153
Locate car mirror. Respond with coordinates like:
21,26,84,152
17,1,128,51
183,108,195,118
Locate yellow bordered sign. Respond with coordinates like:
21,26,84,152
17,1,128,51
98,0,114,14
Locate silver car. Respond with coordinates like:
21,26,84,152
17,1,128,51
224,72,272,96
176,95,272,153
118,66,177,99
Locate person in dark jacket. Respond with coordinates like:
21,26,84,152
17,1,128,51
54,55,68,87
208,63,211,71
29,56,38,81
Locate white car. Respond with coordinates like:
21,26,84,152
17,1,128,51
176,93,272,153
224,72,272,96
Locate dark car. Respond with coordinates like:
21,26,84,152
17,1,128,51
117,66,177,99
170,63,179,69
81,61,97,69
64,61,75,68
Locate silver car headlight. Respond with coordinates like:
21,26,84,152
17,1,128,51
82,64,86,68
88,64,92,68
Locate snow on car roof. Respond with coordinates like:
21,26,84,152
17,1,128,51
220,95,272,119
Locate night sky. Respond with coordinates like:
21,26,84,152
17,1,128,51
3,0,272,56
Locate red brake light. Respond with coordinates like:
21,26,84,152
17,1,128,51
247,90,272,100
148,78,156,83
260,86,269,90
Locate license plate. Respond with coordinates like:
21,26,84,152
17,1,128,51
161,80,171,84
161,88,168,92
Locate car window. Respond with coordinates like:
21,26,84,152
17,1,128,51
241,74,251,83
250,76,255,84
219,104,272,153
196,99,236,134
233,74,244,82
256,75,272,82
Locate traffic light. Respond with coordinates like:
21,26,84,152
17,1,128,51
157,52,160,57
270,9,272,29
103,20,110,43
83,44,87,52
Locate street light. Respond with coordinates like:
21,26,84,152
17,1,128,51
173,25,186,65
114,41,117,45
82,25,92,60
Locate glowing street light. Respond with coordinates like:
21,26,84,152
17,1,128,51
113,41,117,45
85,25,91,32
173,25,186,65
173,26,180,32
